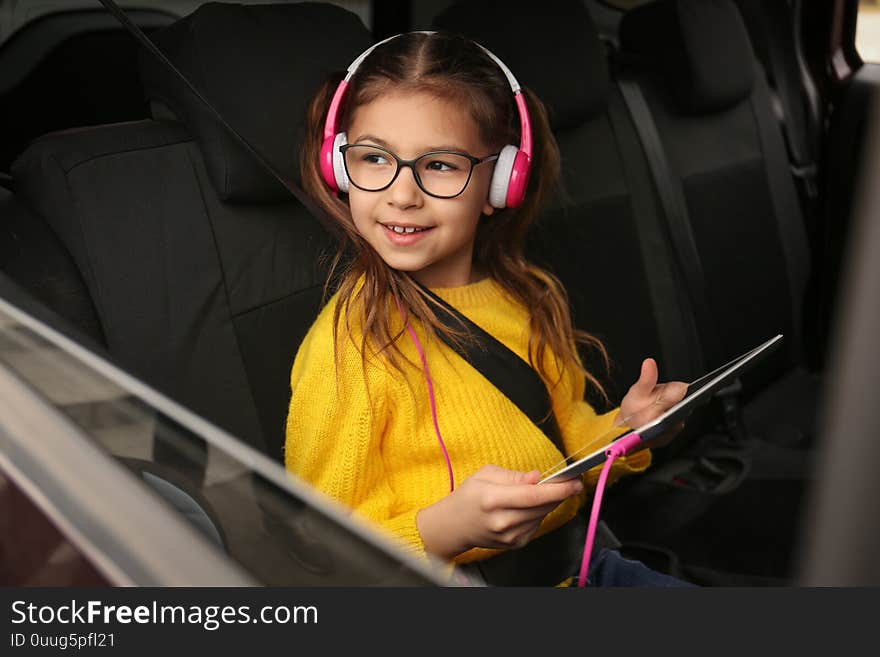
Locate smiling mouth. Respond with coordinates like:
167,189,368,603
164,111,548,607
380,223,434,234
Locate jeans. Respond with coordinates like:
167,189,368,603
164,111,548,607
585,548,697,587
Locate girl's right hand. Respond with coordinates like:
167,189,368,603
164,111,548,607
415,465,584,561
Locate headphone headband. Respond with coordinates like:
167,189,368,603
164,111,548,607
346,31,520,92
320,31,532,208
323,31,532,157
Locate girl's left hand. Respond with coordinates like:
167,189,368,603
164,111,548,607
617,358,688,435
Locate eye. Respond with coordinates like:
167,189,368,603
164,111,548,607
362,153,390,165
424,159,459,172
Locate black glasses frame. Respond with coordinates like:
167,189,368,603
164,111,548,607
339,143,499,199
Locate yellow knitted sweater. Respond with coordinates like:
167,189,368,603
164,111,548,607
284,276,650,565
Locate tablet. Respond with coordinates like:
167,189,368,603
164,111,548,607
539,334,784,483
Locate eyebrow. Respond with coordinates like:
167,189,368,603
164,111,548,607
353,134,470,153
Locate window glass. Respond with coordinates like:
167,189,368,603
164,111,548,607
0,467,112,585
857,0,880,63
0,299,447,586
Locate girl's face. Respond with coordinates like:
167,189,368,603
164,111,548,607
345,91,496,288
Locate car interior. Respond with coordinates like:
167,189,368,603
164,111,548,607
0,0,877,585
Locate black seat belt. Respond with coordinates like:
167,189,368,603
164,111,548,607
415,282,565,454
617,74,749,442
99,0,568,454
605,86,703,380
735,0,819,206
97,0,339,238
616,75,724,369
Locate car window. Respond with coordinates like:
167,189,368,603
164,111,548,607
856,0,880,62
0,292,450,586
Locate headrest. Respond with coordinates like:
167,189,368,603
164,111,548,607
139,2,372,203
620,0,755,114
431,0,609,130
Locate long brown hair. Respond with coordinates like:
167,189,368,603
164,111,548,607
301,32,609,403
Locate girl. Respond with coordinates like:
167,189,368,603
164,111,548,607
285,31,689,586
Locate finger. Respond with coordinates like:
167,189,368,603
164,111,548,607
481,517,544,550
486,479,583,511
631,357,658,395
488,504,563,539
662,381,688,406
526,499,570,519
503,498,568,523
498,516,549,548
627,379,687,425
521,470,542,485
474,465,541,485
623,401,665,428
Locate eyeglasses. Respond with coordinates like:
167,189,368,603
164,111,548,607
340,143,499,199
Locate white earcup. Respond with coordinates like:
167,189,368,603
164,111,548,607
333,132,349,193
488,144,518,208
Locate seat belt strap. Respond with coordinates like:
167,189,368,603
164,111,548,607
415,282,566,454
96,0,338,238
617,76,724,367
605,86,703,379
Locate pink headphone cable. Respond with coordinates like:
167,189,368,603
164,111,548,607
404,319,455,493
399,299,641,578
577,432,643,587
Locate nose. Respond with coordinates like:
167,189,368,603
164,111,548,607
386,164,423,209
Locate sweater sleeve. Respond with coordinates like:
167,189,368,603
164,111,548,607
549,357,651,488
283,315,428,559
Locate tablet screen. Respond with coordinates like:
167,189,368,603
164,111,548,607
539,334,784,483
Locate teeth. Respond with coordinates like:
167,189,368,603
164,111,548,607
388,225,425,234
404,227,415,234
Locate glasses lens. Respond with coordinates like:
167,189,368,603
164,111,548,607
416,152,473,197
343,145,397,191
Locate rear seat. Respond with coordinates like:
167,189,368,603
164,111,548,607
8,0,818,461
432,1,704,412
435,0,820,451
617,0,821,450
9,3,372,462
0,187,105,344
433,0,817,581
4,0,819,581
6,3,376,581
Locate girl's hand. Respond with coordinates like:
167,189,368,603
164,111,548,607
617,357,688,432
415,465,583,561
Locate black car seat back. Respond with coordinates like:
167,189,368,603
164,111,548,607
615,1,822,453
11,3,373,460
438,0,816,584
434,0,820,453
0,186,104,343
432,0,701,407
618,0,811,389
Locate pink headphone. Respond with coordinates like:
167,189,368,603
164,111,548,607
319,31,533,209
